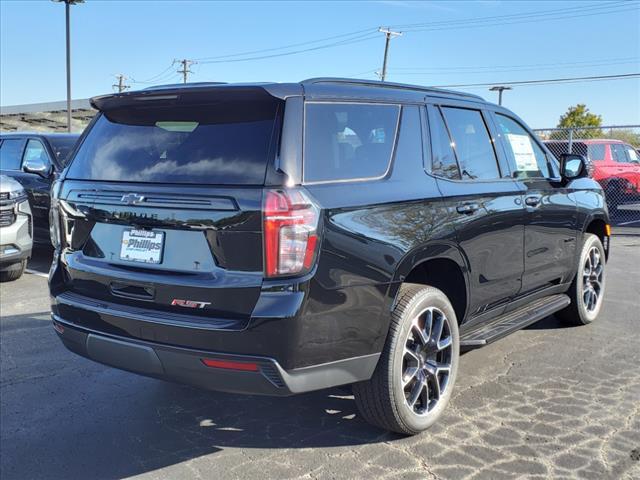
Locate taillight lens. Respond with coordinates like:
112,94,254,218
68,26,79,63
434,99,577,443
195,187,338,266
263,188,320,277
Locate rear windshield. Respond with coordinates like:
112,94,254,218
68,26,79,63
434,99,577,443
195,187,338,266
67,99,280,185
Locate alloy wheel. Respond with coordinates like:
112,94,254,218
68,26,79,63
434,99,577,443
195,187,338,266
582,246,604,312
402,307,453,415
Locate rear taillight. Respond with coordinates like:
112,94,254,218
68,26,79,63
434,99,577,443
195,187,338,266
263,188,320,278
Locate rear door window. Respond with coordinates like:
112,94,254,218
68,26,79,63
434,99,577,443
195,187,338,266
0,139,24,170
303,103,400,183
441,107,500,180
66,99,281,185
427,106,459,180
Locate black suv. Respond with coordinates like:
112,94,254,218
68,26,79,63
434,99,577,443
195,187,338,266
49,79,609,434
0,132,80,244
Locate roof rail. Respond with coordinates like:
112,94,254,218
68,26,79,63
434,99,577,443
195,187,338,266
302,77,484,101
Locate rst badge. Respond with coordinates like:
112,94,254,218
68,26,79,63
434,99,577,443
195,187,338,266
171,299,212,309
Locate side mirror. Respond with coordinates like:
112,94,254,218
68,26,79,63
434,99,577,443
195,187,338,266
560,153,587,180
23,158,51,177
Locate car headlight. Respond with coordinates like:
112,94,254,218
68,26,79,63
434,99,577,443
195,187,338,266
17,199,31,215
0,187,26,201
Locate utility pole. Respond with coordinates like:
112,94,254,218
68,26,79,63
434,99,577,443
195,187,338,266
112,74,130,93
489,86,512,106
378,27,402,82
53,0,83,132
175,59,196,84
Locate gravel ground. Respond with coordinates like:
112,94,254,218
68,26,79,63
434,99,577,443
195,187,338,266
1,235,639,480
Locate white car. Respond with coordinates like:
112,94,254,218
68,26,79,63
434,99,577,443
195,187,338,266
0,175,32,281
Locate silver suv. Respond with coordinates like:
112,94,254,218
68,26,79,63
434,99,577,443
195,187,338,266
0,175,32,281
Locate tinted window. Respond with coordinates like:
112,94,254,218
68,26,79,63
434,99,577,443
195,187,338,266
611,143,631,163
428,106,459,179
495,114,550,178
67,100,280,185
587,144,605,161
47,136,78,164
442,107,500,180
304,103,400,183
0,139,24,170
23,139,50,166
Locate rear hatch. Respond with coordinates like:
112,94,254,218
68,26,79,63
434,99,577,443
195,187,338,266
56,86,283,324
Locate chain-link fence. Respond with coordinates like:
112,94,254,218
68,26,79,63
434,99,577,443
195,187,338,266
534,125,640,228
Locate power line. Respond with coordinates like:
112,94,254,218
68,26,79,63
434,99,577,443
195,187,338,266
389,57,639,72
194,27,378,62
433,73,640,88
130,64,176,84
197,31,379,64
394,1,634,31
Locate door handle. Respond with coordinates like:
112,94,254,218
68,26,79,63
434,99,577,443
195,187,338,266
456,203,480,215
524,196,541,207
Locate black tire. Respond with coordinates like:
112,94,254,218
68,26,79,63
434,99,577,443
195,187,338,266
353,283,460,435
0,260,26,282
557,233,606,326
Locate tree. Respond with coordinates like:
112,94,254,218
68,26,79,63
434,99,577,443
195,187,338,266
557,104,602,129
551,104,603,140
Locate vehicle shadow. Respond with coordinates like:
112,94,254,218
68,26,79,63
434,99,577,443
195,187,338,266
1,312,396,480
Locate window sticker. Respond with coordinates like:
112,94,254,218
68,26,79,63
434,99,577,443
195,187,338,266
506,133,538,171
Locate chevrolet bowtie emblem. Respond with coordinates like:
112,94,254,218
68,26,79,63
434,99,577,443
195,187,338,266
121,193,146,205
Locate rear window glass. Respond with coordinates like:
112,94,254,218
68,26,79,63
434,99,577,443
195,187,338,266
0,139,24,170
67,100,280,185
303,103,400,183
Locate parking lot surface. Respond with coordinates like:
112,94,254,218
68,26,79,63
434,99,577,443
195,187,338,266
1,236,639,480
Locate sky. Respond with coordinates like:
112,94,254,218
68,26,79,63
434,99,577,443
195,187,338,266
1,0,639,128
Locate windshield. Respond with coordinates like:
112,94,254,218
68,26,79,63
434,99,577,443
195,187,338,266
47,136,79,164
66,98,281,185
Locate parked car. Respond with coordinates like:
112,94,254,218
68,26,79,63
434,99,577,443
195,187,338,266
0,132,80,244
0,175,33,281
544,139,640,205
49,79,610,434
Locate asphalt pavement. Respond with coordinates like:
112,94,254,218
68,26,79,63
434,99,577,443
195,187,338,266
1,236,639,480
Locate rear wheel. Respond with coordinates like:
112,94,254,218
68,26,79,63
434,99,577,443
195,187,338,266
353,284,460,435
558,233,606,326
0,260,26,282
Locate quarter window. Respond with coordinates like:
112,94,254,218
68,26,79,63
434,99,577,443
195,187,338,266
0,139,24,170
304,103,400,183
441,107,500,180
495,114,551,179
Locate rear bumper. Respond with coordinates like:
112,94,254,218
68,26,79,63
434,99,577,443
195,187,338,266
53,316,379,396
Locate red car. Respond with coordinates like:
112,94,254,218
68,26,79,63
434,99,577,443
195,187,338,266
545,139,640,204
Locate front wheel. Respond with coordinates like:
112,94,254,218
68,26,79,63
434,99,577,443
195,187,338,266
0,259,26,282
353,284,460,435
558,233,606,326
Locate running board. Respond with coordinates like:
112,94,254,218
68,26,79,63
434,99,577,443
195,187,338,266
460,294,571,349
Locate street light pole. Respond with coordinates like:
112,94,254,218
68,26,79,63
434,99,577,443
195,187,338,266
53,0,83,132
65,1,71,132
489,85,512,106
